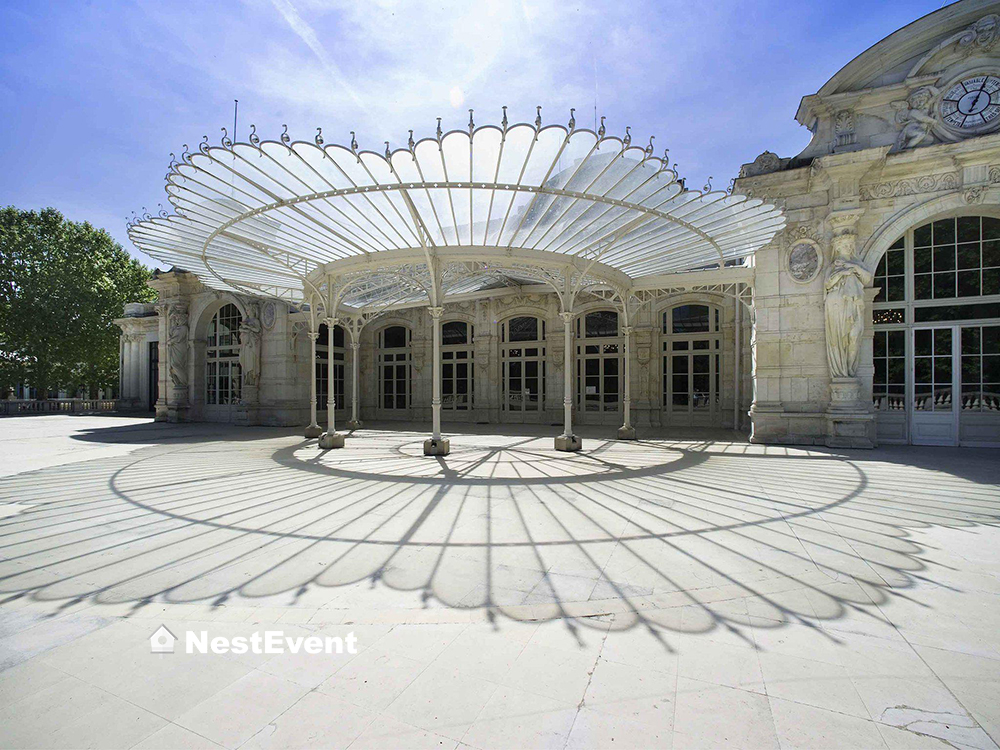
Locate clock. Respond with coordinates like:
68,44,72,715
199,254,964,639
940,75,1000,131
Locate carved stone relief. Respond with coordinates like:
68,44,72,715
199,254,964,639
787,242,822,283
859,172,960,200
166,305,189,388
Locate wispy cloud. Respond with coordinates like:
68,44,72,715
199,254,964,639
268,0,369,113
0,0,948,262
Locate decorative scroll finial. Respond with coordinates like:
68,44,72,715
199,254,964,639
727,177,736,194
623,126,632,148
598,116,606,138
568,108,576,131
350,131,358,152
535,106,542,129
407,129,415,151
703,176,713,192
280,124,290,145
501,105,508,131
168,152,178,168
468,108,475,134
662,148,670,168
141,207,152,221
199,136,210,155
158,203,168,218
436,117,442,141
644,136,654,158
385,141,391,159
221,127,232,148
315,127,323,146
249,124,260,146
181,143,190,160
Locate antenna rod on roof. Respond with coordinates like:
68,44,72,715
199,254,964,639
233,99,239,142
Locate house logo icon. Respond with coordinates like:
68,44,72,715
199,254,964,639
150,625,177,654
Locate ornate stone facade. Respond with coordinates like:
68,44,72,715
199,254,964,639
119,1,1000,448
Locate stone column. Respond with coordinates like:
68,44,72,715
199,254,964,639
305,331,322,438
347,341,363,429
555,311,581,451
118,336,125,401
153,304,170,421
618,326,637,439
424,306,449,455
131,335,142,404
319,319,345,449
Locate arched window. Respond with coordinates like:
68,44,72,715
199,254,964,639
378,325,411,411
316,323,346,412
662,304,721,417
871,215,1000,446
501,317,546,418
441,321,474,411
576,310,621,417
206,304,242,405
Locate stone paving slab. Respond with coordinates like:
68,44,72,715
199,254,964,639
0,416,998,749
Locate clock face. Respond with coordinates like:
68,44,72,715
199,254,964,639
940,75,1000,129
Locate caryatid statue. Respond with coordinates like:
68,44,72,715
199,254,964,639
823,212,872,379
166,305,189,388
239,305,263,387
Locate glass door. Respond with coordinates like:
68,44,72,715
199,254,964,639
500,317,546,423
959,324,1000,445
911,327,959,445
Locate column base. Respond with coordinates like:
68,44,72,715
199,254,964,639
423,438,450,456
825,412,876,449
616,426,637,440
346,420,363,430
304,424,323,438
318,431,346,449
554,434,582,452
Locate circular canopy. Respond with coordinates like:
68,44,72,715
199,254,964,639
129,114,784,308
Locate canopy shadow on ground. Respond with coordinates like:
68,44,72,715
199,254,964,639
1,423,998,650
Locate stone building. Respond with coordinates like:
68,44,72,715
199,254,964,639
119,0,1000,449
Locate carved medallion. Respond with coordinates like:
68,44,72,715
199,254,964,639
787,242,822,283
262,302,276,330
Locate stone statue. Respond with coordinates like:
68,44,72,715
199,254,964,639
893,86,941,150
239,306,263,387
166,306,189,388
824,256,872,378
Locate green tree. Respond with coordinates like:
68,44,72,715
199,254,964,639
0,207,156,398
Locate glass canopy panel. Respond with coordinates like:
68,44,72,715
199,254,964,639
129,116,785,306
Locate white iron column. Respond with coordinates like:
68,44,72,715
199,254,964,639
555,311,581,451
617,326,637,440
348,340,362,429
305,331,322,438
423,306,449,455
326,320,336,433
734,297,741,430
319,320,345,449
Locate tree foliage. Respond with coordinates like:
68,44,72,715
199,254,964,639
0,207,156,397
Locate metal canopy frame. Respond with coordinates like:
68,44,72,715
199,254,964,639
129,112,784,450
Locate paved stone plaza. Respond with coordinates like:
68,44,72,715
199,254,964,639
1,415,999,749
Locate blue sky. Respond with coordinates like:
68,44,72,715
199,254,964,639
0,0,948,269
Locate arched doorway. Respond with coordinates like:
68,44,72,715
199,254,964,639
872,215,1000,445
575,310,622,425
205,303,242,421
441,320,474,419
316,323,346,418
661,304,722,426
377,325,412,419
500,316,546,423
